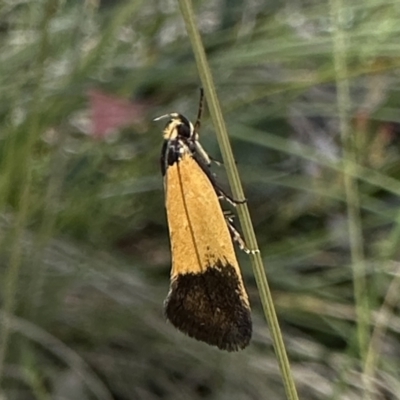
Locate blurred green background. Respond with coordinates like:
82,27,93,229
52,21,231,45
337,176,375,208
1,0,400,399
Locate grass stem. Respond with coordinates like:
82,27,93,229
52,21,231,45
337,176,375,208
177,1,299,399
330,0,371,389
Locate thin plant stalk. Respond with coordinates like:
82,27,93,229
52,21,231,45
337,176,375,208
176,1,299,399
330,0,370,390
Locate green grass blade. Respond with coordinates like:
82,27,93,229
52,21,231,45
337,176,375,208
330,0,370,389
176,0,299,399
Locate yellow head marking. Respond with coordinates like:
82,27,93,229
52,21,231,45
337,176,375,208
163,118,181,140
154,113,194,141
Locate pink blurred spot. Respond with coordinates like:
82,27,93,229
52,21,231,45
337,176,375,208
88,89,148,139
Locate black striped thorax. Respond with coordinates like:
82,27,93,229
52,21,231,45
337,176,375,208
160,113,197,176
161,137,194,175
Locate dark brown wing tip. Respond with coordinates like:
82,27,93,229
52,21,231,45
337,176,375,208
164,261,252,352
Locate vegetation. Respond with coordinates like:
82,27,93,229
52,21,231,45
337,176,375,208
1,0,400,398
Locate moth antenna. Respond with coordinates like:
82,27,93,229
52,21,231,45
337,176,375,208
194,88,204,132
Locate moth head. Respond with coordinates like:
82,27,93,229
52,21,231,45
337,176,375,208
154,113,194,141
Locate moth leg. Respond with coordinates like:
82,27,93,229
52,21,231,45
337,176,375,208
217,187,247,206
223,211,257,254
193,140,212,166
189,142,246,206
209,155,223,166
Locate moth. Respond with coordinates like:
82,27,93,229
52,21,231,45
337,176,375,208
155,90,252,351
